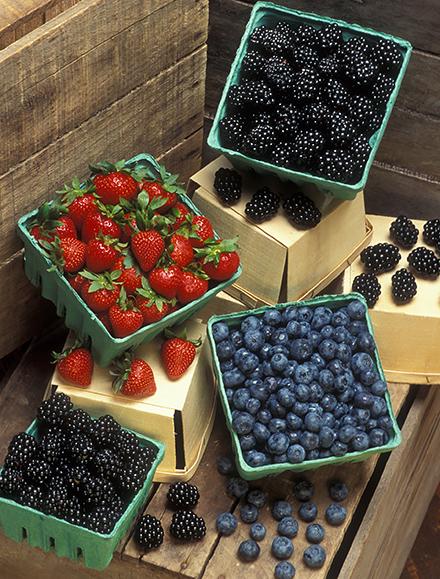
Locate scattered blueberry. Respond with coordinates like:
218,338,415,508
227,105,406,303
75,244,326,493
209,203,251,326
226,477,249,499
272,500,293,521
238,539,260,562
298,501,318,522
272,536,294,560
250,522,266,541
247,489,268,509
293,479,314,502
305,523,325,544
325,503,347,526
303,544,326,569
274,561,296,579
216,512,238,536
277,516,299,538
217,456,234,476
328,480,348,502
240,503,259,524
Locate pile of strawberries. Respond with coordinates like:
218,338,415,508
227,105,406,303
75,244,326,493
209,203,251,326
30,160,240,339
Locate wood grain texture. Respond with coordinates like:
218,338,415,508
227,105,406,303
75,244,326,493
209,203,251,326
0,0,208,173
0,129,203,360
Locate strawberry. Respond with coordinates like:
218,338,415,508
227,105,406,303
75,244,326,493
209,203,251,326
189,215,215,248
118,267,142,295
197,238,240,281
80,270,121,312
85,235,125,273
169,234,194,267
53,343,93,387
131,230,164,272
148,265,182,299
90,160,139,205
111,352,156,398
177,270,209,304
30,202,77,243
97,311,112,333
112,256,125,272
41,237,86,273
81,204,121,243
161,329,201,380
68,273,85,293
58,178,97,228
141,181,177,214
120,212,137,242
108,289,143,338
171,201,192,230
135,278,173,325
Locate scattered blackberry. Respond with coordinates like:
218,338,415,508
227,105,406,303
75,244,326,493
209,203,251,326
248,25,268,50
85,505,119,534
423,219,440,246
167,482,200,509
326,116,356,148
352,273,382,307
325,78,351,110
273,103,299,137
290,46,319,70
389,216,419,248
242,123,276,158
391,269,417,303
94,449,121,479
92,415,121,448
68,434,95,464
317,24,343,53
23,458,51,486
317,150,355,182
360,243,401,273
293,130,325,167
283,192,321,229
344,58,378,88
5,432,38,469
219,114,247,148
262,29,292,56
245,187,280,222
0,467,22,495
136,514,164,550
63,408,93,436
242,50,267,79
370,73,395,106
37,393,73,427
407,247,440,278
338,37,369,67
293,24,319,48
290,68,321,103
317,54,340,78
271,141,296,167
371,38,402,72
213,167,242,205
170,510,206,541
40,427,67,464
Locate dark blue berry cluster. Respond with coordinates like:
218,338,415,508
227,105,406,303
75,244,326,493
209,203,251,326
212,299,394,468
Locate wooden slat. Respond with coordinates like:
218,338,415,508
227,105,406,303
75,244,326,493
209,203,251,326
0,46,206,263
0,0,208,173
44,0,79,20
0,128,203,360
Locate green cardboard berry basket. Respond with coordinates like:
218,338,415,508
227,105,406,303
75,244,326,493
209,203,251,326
17,153,242,367
208,1,412,200
0,419,164,570
207,293,401,480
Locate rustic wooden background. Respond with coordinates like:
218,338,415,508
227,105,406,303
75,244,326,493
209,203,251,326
204,0,440,219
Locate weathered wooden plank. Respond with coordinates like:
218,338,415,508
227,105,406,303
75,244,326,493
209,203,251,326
0,128,203,360
0,0,208,173
44,0,80,20
0,47,206,263
340,387,440,579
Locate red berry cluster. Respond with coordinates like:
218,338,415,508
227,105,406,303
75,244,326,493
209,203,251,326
30,160,240,339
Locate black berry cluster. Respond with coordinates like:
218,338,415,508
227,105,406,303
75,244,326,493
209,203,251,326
283,191,321,228
213,167,242,205
360,243,401,273
407,247,440,278
389,215,418,249
391,269,417,303
352,273,381,307
245,187,280,223
0,393,158,535
219,19,403,184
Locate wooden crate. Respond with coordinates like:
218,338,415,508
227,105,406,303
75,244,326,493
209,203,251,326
188,156,372,308
343,214,440,385
0,0,209,360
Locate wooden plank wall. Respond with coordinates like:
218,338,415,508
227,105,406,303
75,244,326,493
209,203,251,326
0,0,208,359
204,0,440,218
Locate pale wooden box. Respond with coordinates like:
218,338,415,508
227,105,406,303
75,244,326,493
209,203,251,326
50,292,246,482
188,156,372,308
343,214,440,384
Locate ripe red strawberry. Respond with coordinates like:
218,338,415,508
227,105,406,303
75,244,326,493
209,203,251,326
135,278,173,325
85,236,124,273
111,353,156,398
82,210,121,243
172,202,192,230
80,271,121,312
131,230,165,272
53,344,93,387
118,267,142,295
31,215,77,243
120,212,137,242
197,238,240,281
108,291,143,338
112,256,125,272
91,161,139,205
58,178,97,228
161,330,201,380
141,181,177,214
68,273,85,293
59,238,87,273
177,271,209,304
169,234,194,267
189,215,215,248
148,265,182,299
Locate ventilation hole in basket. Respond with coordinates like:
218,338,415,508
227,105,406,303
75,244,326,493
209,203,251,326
76,547,83,560
49,537,56,550
22,528,28,540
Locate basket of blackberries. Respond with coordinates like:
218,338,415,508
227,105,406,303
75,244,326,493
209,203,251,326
208,1,412,199
207,294,401,480
0,393,164,570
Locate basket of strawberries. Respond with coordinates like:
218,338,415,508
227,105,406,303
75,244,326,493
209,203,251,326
17,153,242,366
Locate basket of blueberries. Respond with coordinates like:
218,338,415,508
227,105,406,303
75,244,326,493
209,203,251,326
207,293,401,479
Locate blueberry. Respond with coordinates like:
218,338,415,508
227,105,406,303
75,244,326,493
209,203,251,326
282,361,298,378
369,427,389,447
216,512,238,536
265,376,279,393
298,502,318,522
351,352,374,375
299,431,319,451
225,388,234,402
334,370,354,392
318,339,337,360
273,453,288,464
246,398,261,415
243,330,265,353
250,522,266,541
277,388,295,409
230,329,243,348
332,309,350,327
271,353,289,372
241,316,262,332
354,392,374,408
297,306,313,322
253,422,271,444
223,369,245,387
237,351,260,375
370,397,387,418
347,299,366,320
271,329,290,347
257,409,272,424
356,331,375,352
328,480,348,502
286,320,301,337
333,402,349,419
270,345,290,357
307,449,320,460
320,324,334,340
249,366,263,380
212,322,229,343
293,401,309,417
293,479,314,502
325,503,347,526
321,393,337,412
217,339,236,361
311,309,331,330
322,412,336,428
350,431,370,451
309,331,322,349
319,449,332,458
286,412,302,431
298,322,311,338
287,444,306,463
327,359,345,376
337,386,354,404
295,363,314,384
352,407,371,424
330,440,348,456
341,415,358,427
260,343,272,360
267,432,290,455
247,489,268,509
349,320,368,336
249,380,269,402
226,477,249,498
272,536,294,560
366,418,378,431
306,523,325,544
319,369,334,390
303,544,326,569
378,415,394,432
334,326,348,343
295,383,311,402
274,561,296,579
360,369,379,386
282,306,298,323
290,339,313,361
336,343,352,363
240,434,257,451
304,412,323,433
232,412,254,435
267,398,287,418
263,361,276,377
307,402,323,415
287,431,301,445
338,424,357,444
277,516,299,538
240,503,259,524
217,456,234,476
319,426,336,448
371,379,387,396
220,359,235,372
263,309,282,326
272,500,293,521
262,325,274,340
244,450,271,467
232,388,251,410
310,353,326,370
238,539,260,562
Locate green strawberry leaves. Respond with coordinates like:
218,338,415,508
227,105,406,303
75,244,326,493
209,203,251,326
195,237,239,265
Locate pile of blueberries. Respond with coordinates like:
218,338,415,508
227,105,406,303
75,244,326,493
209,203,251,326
216,466,349,576
211,299,395,468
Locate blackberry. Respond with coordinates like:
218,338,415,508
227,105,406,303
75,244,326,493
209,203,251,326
338,37,369,67
362,109,382,138
82,476,115,508
370,73,395,106
64,495,85,526
40,427,67,464
5,432,38,469
37,393,73,427
371,39,402,72
293,130,325,167
273,103,299,138
317,24,343,53
92,415,121,448
136,443,158,469
265,60,295,93
283,192,321,229
213,167,242,205
293,24,319,48
114,429,141,461
318,54,341,78
65,463,90,494
136,514,164,550
391,269,417,303
317,150,355,183
167,481,200,509
262,29,292,56
352,273,381,307
63,408,93,436
18,483,44,510
290,68,321,103
344,58,378,88
68,434,95,464
250,110,273,128
242,123,276,158
351,135,371,170
94,449,121,479
44,485,70,517
349,96,376,132
297,101,328,129
389,215,419,248
245,187,280,222
85,505,119,534
248,25,268,50
170,510,206,541
0,467,22,496
423,219,440,246
219,114,247,148
407,247,440,278
23,458,51,486
275,21,295,39
116,463,146,493
326,115,356,148
242,50,267,79
271,141,295,167
361,243,401,273
325,79,351,110
290,46,319,70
